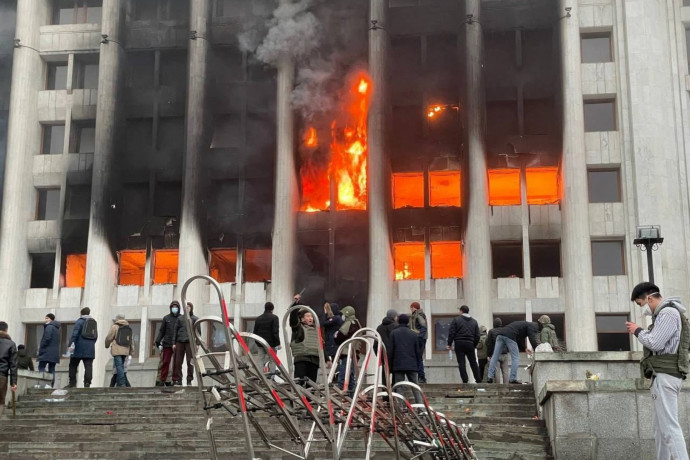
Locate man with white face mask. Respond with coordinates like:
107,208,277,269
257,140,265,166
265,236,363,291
626,282,690,460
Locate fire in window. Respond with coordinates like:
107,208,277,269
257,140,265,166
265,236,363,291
392,173,424,209
526,167,560,205
488,169,520,206
429,171,461,207
65,254,87,288
153,249,178,284
210,249,237,283
430,241,463,279
244,249,271,282
394,242,425,280
119,250,146,286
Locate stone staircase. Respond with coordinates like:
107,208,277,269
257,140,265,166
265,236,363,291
0,384,552,459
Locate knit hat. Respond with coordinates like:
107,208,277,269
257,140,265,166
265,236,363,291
386,309,397,320
410,302,421,310
537,315,551,325
398,314,410,325
45,313,55,321
493,317,503,328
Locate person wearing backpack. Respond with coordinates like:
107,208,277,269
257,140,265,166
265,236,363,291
105,314,134,388
66,307,97,388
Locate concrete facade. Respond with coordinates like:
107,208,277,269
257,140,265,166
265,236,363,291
2,0,690,385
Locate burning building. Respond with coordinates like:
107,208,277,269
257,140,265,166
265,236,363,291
1,0,690,386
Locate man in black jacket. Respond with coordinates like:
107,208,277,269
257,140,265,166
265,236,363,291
0,321,18,417
253,302,281,374
487,320,540,384
388,314,422,403
446,305,481,383
172,302,199,386
155,301,181,386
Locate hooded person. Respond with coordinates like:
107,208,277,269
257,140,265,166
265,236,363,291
334,306,362,394
17,345,34,371
38,313,60,388
154,300,181,386
376,309,398,356
321,302,343,365
537,315,559,350
105,314,135,387
446,305,481,384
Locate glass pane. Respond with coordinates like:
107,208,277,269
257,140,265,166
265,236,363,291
47,64,68,90
581,34,612,63
37,188,61,220
597,333,630,351
77,126,96,153
43,125,65,155
591,241,624,276
588,170,620,203
56,0,75,25
526,167,559,205
85,5,102,23
595,315,628,333
584,101,616,132
82,64,99,89
433,317,454,352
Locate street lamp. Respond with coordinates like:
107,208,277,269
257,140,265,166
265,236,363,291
633,225,663,283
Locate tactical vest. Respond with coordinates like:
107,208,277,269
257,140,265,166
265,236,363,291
291,325,320,362
640,300,690,380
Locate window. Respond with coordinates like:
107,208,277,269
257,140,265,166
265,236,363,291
584,100,616,132
588,169,621,203
210,249,237,283
31,253,56,289
65,254,86,287
74,57,99,90
488,169,520,206
244,249,271,282
596,314,630,351
394,242,425,280
46,63,68,90
124,321,141,359
591,241,625,276
42,124,65,155
153,249,178,284
36,188,61,220
492,242,523,278
530,241,561,278
433,316,455,353
208,321,230,353
526,167,559,205
52,0,102,25
64,185,91,219
119,250,146,285
150,321,162,357
430,241,462,279
429,171,461,207
392,173,424,209
132,0,157,20
581,33,612,63
154,182,181,218
71,123,95,153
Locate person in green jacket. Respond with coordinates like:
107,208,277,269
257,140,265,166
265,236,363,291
537,315,560,350
475,326,488,382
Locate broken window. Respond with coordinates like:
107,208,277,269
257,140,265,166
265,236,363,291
36,188,61,221
591,240,625,276
394,242,425,280
584,100,616,132
524,98,555,135
429,171,461,207
30,253,56,289
392,172,424,209
430,241,462,279
46,62,68,90
210,249,237,283
65,253,86,287
530,241,561,277
153,249,178,284
487,98,518,138
52,0,102,25
581,33,612,63
488,169,520,206
42,124,65,155
119,250,146,286
588,169,621,203
526,167,559,205
154,182,181,218
492,242,523,278
244,249,271,282
596,314,630,351
64,185,90,219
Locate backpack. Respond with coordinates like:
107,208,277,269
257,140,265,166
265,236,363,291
81,317,98,340
115,325,133,348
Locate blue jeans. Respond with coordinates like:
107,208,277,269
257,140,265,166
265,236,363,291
38,361,56,387
338,357,356,396
113,356,127,387
488,336,520,382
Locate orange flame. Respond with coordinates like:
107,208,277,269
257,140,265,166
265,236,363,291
395,262,412,280
300,71,372,212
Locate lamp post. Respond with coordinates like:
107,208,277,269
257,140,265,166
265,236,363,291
633,225,664,283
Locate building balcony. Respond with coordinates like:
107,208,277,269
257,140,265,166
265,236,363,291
39,23,101,54
38,89,97,123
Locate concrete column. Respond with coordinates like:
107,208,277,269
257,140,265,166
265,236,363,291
270,23,298,338
462,0,492,331
178,0,211,311
366,0,393,329
559,1,596,350
0,0,48,340
82,0,126,386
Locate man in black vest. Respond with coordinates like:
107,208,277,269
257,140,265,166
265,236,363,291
627,282,689,460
